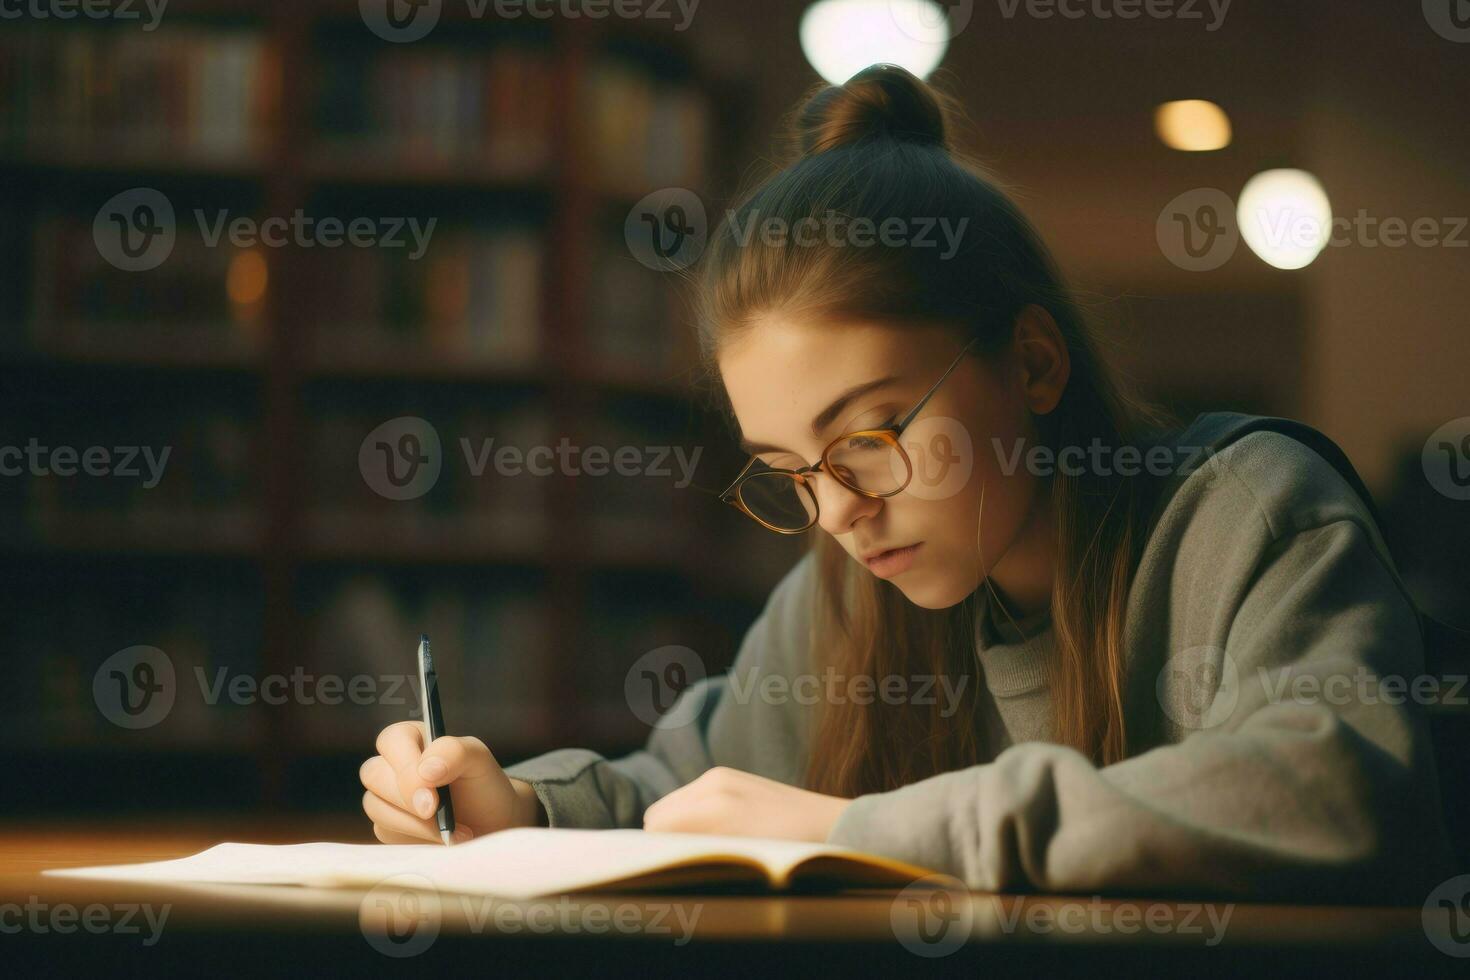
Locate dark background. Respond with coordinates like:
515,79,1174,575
0,0,1465,819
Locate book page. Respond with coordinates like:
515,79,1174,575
47,828,895,899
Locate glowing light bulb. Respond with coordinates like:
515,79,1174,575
1155,100,1232,152
1237,169,1332,270
799,0,952,86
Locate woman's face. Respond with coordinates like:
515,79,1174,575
718,316,1046,610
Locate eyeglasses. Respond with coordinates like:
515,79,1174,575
719,339,978,533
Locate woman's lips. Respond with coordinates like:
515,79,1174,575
864,543,922,578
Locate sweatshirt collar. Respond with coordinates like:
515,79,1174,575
975,587,1054,697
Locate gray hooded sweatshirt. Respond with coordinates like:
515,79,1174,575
504,430,1454,902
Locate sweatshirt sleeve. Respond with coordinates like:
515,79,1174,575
503,553,818,828
827,436,1454,903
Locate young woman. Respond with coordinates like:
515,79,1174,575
359,65,1452,901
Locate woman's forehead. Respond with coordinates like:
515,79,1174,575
718,317,957,450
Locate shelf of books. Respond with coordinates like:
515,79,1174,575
0,11,799,812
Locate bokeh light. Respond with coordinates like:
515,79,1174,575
1155,99,1232,151
1237,169,1333,270
799,0,951,85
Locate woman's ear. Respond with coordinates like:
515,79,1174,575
1010,304,1071,415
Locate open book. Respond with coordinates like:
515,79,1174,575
46,828,937,899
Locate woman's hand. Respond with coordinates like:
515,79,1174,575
360,721,543,844
642,767,852,842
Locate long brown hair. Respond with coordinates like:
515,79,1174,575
696,65,1166,797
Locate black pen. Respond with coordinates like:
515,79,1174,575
417,633,456,845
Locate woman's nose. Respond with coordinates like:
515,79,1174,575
812,473,882,535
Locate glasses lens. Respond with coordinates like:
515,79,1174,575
737,472,816,531
826,431,908,495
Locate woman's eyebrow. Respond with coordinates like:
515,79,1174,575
738,375,900,455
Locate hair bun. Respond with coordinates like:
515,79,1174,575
796,64,949,156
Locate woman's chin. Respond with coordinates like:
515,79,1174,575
887,570,976,610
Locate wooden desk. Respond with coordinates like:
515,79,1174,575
1,818,1462,977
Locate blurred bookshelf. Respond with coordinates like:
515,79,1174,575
0,9,803,812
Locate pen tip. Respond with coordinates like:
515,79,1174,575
441,830,454,846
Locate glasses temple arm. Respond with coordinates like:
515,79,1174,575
894,336,980,432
